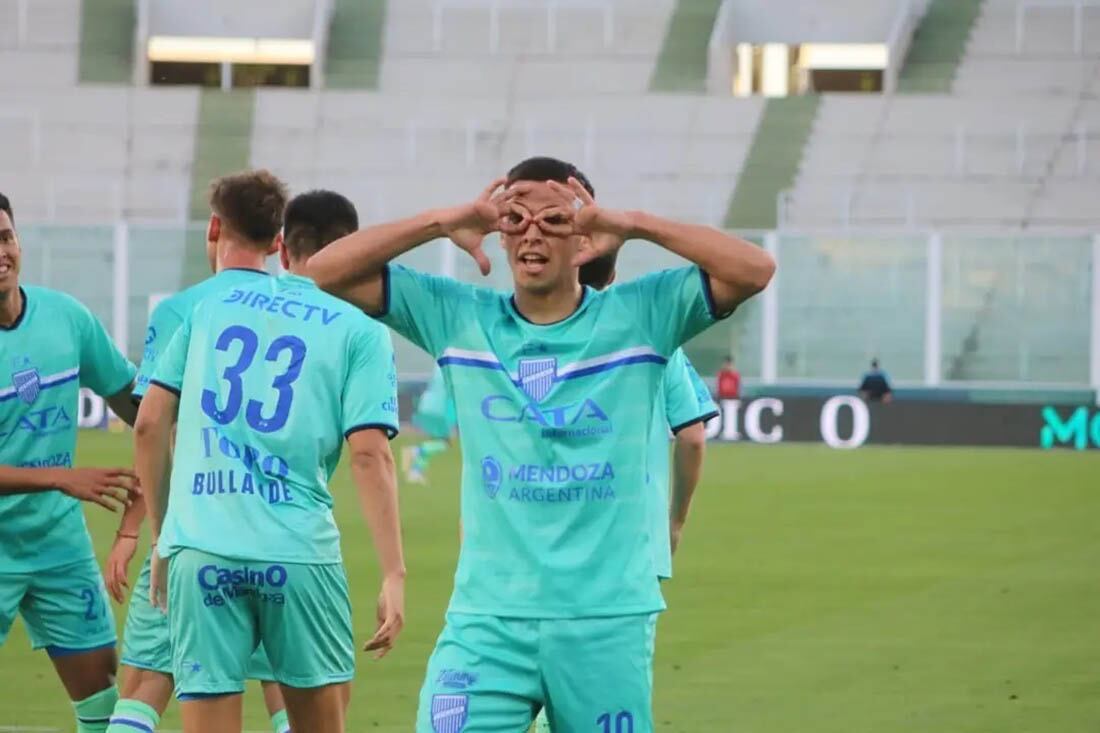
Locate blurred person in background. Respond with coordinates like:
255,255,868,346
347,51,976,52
859,358,893,403
401,366,457,485
716,355,741,401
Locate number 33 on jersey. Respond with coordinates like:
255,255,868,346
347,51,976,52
148,273,399,566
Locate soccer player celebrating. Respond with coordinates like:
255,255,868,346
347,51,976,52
531,252,719,733
0,192,141,733
309,157,775,731
134,190,406,733
401,366,457,485
103,171,293,733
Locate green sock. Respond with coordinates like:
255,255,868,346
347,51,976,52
106,698,160,732
271,709,291,733
413,439,449,472
73,685,119,733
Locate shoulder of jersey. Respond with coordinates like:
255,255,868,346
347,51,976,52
23,284,87,317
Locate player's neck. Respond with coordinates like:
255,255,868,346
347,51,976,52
0,285,23,328
512,283,583,325
215,240,267,273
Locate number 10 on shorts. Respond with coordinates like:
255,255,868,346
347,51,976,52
597,711,634,733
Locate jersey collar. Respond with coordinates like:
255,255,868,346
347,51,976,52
0,287,28,331
508,286,591,327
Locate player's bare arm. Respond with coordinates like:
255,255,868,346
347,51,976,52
307,177,510,313
670,421,707,554
548,178,776,313
346,428,407,659
132,384,179,609
0,464,138,510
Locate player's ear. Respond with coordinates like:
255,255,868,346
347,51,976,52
278,240,291,272
608,268,616,286
206,214,220,245
269,231,283,256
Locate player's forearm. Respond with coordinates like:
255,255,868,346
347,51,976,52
350,449,407,579
116,493,147,536
0,466,66,495
629,211,775,308
309,210,444,294
133,420,173,538
670,431,706,525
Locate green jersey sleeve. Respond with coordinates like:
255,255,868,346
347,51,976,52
664,349,718,433
134,299,184,399
77,299,136,397
149,312,193,395
379,264,476,358
616,265,732,356
343,322,400,439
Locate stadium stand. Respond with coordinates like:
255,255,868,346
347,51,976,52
783,0,1100,230
2,0,1096,386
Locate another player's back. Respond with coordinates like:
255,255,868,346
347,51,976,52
156,273,393,564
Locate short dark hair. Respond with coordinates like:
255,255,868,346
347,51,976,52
208,170,288,247
282,190,359,261
506,156,595,197
578,253,617,290
871,358,880,369
0,192,12,224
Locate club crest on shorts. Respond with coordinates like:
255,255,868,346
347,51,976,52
517,357,556,403
431,693,468,733
12,364,41,405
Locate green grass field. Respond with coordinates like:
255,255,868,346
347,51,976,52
1,431,1098,732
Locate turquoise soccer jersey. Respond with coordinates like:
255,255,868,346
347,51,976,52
379,263,729,617
0,286,136,572
134,269,274,400
649,349,719,580
151,274,399,564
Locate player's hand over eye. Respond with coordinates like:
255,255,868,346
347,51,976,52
55,467,141,512
436,177,511,277
364,573,405,659
545,178,636,267
105,534,139,603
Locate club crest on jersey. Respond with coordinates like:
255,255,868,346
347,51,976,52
517,357,556,403
431,694,468,733
481,456,502,499
12,366,40,405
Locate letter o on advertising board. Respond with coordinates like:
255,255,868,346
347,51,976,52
819,396,869,449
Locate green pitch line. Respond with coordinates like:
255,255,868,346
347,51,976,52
1,433,1097,731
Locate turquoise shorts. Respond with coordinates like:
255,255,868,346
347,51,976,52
121,553,276,680
0,557,116,656
167,549,354,695
416,612,657,732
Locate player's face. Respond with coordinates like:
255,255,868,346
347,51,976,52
0,211,20,292
500,183,581,295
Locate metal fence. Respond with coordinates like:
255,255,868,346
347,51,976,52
14,223,1100,392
